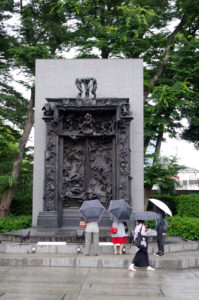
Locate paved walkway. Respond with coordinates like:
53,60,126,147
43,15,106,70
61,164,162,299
0,266,199,299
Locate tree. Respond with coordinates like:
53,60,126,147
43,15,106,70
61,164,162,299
144,154,185,209
177,38,199,149
0,0,74,217
1,0,199,215
61,0,199,207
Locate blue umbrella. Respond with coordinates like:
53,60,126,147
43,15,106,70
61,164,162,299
108,199,132,221
78,200,105,222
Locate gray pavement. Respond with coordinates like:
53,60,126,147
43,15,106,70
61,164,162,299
0,266,199,300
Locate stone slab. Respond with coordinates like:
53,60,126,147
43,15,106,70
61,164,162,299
0,251,199,270
33,59,144,226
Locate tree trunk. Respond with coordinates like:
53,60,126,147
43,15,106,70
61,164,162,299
0,90,34,218
143,17,186,152
144,16,185,102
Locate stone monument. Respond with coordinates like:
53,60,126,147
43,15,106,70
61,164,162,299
33,59,143,229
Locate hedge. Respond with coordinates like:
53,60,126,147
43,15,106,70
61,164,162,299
176,193,199,218
166,216,199,240
146,215,199,240
0,215,32,233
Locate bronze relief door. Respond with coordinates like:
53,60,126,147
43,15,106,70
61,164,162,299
60,113,116,209
39,96,132,229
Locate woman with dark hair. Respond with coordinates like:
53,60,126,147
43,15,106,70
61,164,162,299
111,219,127,255
128,220,155,271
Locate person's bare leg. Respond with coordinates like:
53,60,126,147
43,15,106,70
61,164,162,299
119,244,124,255
113,244,117,255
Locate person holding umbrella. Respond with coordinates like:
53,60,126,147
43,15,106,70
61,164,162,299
108,200,132,255
78,200,105,256
154,207,165,256
128,220,155,271
149,198,172,257
85,219,100,256
110,218,127,255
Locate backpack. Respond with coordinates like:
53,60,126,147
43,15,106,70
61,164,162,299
163,218,169,232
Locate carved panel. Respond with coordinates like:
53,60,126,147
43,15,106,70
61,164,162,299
61,111,116,136
42,97,132,215
62,138,85,207
88,137,113,206
44,125,56,211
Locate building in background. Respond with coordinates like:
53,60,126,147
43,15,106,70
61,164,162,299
152,167,199,194
176,168,199,191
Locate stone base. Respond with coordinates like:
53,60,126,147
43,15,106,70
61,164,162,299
62,209,112,228
37,209,112,229
37,211,58,229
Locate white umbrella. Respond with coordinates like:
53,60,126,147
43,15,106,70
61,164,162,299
149,198,172,216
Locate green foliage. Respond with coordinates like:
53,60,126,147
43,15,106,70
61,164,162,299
147,215,199,240
146,219,156,229
144,154,185,192
0,0,14,71
0,122,19,197
10,156,33,215
0,214,32,233
177,194,199,218
167,216,199,240
0,83,29,129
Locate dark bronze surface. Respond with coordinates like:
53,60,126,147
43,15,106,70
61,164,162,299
39,90,132,228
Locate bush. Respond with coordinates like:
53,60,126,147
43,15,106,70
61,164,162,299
0,215,32,233
11,194,32,215
146,220,156,229
10,159,33,215
166,215,199,240
176,194,199,218
146,215,199,240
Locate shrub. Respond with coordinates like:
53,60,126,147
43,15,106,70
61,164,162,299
0,215,32,233
166,216,199,240
177,194,199,218
10,159,33,215
146,220,156,229
147,215,199,240
11,194,32,216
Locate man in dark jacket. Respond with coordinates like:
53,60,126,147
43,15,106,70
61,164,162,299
154,208,165,256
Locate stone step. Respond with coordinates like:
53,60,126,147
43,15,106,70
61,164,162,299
0,228,165,243
0,239,198,255
0,251,199,270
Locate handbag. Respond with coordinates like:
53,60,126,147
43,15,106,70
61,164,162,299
135,225,148,251
163,218,169,232
76,229,85,238
108,227,118,234
80,219,87,229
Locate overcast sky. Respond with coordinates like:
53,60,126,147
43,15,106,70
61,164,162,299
161,137,199,170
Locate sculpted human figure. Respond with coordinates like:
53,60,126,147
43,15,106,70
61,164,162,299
75,78,97,99
80,113,93,135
